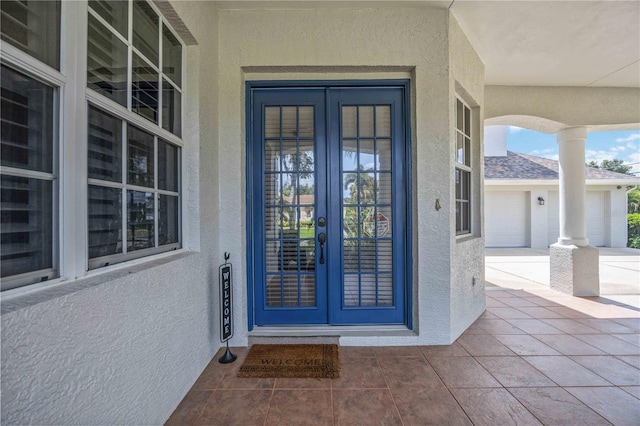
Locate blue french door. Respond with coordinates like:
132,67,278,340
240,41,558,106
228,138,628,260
248,82,409,326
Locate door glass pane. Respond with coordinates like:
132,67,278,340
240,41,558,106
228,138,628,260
265,140,280,172
377,240,392,272
127,190,154,251
281,106,297,138
264,107,280,138
341,104,394,308
265,242,281,272
376,206,393,238
263,104,316,308
342,140,358,172
377,139,391,171
1,65,54,173
343,275,359,306
358,106,374,137
281,140,297,171
360,173,376,205
377,173,392,205
360,240,375,272
264,173,280,205
359,139,375,171
343,239,359,271
342,106,357,137
378,274,393,306
1,0,60,69
342,206,359,238
298,107,314,138
88,185,122,258
376,105,391,137
88,106,122,182
299,139,315,168
87,13,127,106
360,275,376,305
265,207,280,239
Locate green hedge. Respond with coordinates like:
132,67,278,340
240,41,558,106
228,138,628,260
629,213,640,248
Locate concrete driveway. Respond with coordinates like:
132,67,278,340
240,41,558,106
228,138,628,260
485,248,640,308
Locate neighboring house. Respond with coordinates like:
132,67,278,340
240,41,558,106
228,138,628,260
484,126,639,248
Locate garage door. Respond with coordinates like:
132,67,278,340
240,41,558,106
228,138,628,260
548,191,559,246
485,192,528,247
548,191,605,246
586,192,605,246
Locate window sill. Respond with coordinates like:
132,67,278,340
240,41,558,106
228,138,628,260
455,233,481,244
1,249,193,315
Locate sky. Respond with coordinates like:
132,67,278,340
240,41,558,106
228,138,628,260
506,127,640,176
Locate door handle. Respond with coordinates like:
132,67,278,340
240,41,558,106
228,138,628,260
317,232,326,265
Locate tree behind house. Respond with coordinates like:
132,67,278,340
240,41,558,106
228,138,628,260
586,159,633,175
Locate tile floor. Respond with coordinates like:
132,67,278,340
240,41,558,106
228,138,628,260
166,288,640,425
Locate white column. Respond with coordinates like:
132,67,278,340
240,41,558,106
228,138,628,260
550,126,599,296
556,127,588,246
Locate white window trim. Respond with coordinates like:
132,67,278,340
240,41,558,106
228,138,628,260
1,0,187,292
0,14,65,290
455,95,473,237
85,0,185,270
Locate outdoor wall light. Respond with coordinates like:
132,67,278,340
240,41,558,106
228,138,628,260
537,196,545,206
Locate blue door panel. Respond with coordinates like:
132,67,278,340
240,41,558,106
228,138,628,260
247,82,410,326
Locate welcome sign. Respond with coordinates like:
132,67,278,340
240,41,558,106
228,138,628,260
218,254,237,363
219,263,233,342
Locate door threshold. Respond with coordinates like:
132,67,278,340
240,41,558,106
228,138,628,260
249,325,413,338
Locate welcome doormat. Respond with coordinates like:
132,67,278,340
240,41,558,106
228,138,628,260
237,344,340,378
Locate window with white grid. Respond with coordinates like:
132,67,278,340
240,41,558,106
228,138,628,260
0,0,185,289
455,97,472,235
87,0,183,269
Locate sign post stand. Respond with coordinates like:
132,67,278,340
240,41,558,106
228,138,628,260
218,252,237,364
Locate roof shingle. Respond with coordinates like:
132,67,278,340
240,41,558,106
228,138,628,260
484,151,636,180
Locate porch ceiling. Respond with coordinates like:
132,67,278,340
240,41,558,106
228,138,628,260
216,0,640,88
449,0,639,88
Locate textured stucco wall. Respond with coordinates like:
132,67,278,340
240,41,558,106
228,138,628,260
485,86,640,133
550,244,600,296
448,14,486,339
1,2,221,424
218,7,485,345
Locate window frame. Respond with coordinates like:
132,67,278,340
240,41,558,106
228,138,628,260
85,0,185,270
0,0,187,291
0,38,63,291
455,96,472,236
86,104,182,270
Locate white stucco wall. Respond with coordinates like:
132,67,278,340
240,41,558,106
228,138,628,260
1,2,221,424
484,125,508,156
448,15,486,339
216,7,484,345
485,86,640,133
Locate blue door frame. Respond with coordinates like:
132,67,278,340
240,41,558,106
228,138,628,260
246,80,412,328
